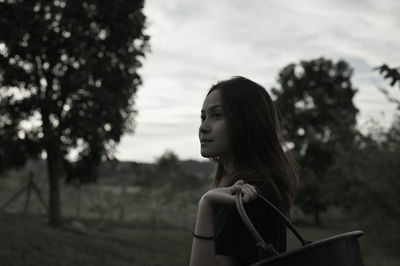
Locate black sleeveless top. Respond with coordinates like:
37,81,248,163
213,183,286,265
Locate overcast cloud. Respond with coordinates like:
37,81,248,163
115,0,400,162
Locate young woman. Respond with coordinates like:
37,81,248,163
189,76,299,266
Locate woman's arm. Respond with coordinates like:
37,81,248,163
189,196,218,266
189,180,257,266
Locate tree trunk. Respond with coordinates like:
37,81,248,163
42,104,62,227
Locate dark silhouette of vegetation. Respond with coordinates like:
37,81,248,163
348,63,400,249
0,0,149,226
317,62,400,251
330,117,400,250
376,64,400,87
272,57,359,225
375,64,400,108
135,151,207,202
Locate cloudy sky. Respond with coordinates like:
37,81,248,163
115,0,400,163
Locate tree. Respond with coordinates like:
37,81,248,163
376,64,400,87
0,0,149,226
331,116,400,250
271,58,359,225
375,64,400,109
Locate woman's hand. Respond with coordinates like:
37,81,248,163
190,180,257,266
201,180,258,208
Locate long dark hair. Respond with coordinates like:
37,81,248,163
208,76,298,214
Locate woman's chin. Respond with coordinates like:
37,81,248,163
200,150,214,158
200,153,211,158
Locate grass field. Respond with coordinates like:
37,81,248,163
0,213,398,266
0,214,192,266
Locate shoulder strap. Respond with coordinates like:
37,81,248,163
235,192,312,259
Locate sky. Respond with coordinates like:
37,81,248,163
115,0,400,163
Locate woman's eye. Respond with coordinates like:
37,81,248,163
200,115,205,121
212,112,222,118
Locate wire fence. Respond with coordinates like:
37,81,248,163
0,171,203,229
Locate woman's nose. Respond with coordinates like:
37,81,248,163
199,121,210,134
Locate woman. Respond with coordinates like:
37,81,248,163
189,76,299,266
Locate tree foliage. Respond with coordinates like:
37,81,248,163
351,63,400,249
376,64,400,87
375,64,400,109
271,57,359,225
330,117,400,249
0,0,149,226
324,63,400,250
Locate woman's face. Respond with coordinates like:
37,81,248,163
199,89,232,159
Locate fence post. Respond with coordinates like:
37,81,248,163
119,184,126,223
76,185,81,219
23,172,33,215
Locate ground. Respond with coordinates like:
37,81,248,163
0,213,398,266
